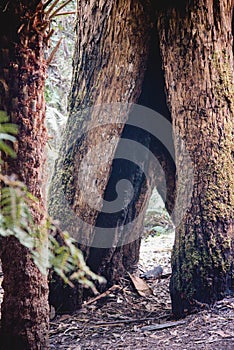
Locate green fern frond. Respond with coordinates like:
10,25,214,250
0,175,36,251
0,111,18,159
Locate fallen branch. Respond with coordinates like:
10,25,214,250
83,285,122,306
141,320,186,332
93,317,158,327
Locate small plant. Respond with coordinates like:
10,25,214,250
0,110,18,160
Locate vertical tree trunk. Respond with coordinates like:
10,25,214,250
49,0,177,311
0,1,49,348
158,0,234,317
49,0,153,245
49,0,154,312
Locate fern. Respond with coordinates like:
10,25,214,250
0,175,35,247
0,111,18,160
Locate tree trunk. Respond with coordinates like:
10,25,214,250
49,0,153,246
48,0,176,312
0,1,49,348
157,0,234,317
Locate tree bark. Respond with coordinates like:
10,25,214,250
49,0,153,245
157,0,234,317
48,0,176,311
49,0,153,312
0,1,49,348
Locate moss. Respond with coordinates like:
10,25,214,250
171,207,233,304
212,50,234,110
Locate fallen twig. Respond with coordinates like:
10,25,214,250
83,285,122,306
141,320,186,332
93,317,158,327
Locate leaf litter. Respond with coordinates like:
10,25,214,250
0,208,233,349
49,221,234,349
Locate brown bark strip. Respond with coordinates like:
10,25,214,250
141,320,187,332
0,1,49,348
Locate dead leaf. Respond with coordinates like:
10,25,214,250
216,330,234,338
128,273,153,297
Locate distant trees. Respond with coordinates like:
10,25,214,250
49,0,233,317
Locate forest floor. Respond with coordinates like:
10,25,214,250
49,212,234,350
0,210,234,349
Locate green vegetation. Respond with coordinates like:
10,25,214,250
0,111,18,160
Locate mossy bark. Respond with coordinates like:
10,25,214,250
157,0,234,317
0,1,49,349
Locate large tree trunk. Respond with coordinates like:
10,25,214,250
158,0,234,317
49,0,176,312
0,1,49,349
49,0,153,246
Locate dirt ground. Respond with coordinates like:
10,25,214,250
49,228,234,350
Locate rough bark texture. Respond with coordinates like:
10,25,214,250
48,0,176,312
49,0,153,246
158,0,234,317
49,0,154,312
0,1,49,348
